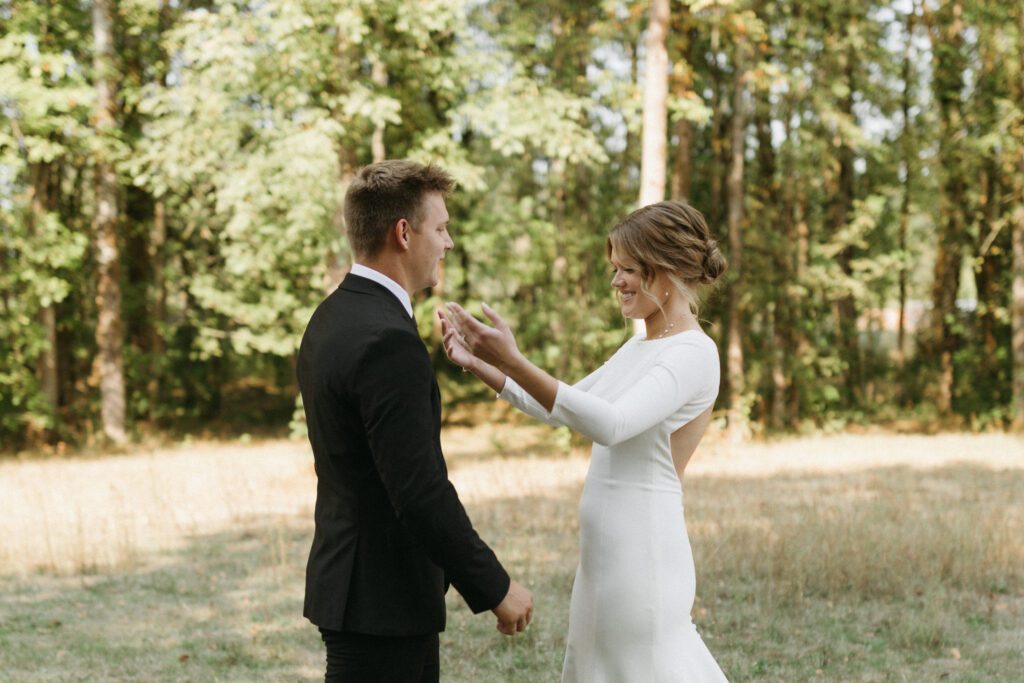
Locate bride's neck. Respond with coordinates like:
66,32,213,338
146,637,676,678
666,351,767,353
644,306,696,338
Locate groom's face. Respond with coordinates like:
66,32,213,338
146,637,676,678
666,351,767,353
407,192,453,292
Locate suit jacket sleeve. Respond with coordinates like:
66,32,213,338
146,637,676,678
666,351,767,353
354,326,510,613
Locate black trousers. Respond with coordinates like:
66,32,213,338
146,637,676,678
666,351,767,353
319,628,440,683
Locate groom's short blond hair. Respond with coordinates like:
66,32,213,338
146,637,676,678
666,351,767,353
344,160,455,258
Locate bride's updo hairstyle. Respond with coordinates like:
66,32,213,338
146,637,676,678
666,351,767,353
607,200,727,316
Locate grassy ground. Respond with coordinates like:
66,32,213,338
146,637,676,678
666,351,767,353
1,429,1021,681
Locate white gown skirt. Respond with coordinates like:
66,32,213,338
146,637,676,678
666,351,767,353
561,476,729,682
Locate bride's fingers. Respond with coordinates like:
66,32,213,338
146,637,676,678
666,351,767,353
481,303,509,333
439,310,459,336
443,303,470,335
449,302,493,335
445,301,469,325
443,330,461,350
442,314,467,343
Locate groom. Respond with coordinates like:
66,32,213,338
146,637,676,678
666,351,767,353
297,159,533,681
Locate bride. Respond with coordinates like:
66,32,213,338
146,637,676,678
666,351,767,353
440,200,730,682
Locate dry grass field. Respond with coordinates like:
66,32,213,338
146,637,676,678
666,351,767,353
1,428,1022,681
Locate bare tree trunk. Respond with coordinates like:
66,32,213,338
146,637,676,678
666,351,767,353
1012,5,1024,431
38,304,59,409
28,162,60,416
707,22,725,231
669,10,695,202
759,111,787,430
371,57,387,163
769,303,787,429
925,0,967,416
147,199,166,414
833,28,860,405
726,42,748,442
896,5,916,368
639,0,669,207
92,0,127,445
620,39,640,201
670,116,692,202
976,163,1001,367
636,0,670,336
144,0,173,420
1013,201,1024,431
327,153,355,295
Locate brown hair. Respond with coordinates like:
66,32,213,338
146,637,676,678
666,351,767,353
343,160,455,258
606,201,727,315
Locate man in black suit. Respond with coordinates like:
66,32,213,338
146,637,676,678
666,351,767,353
297,160,533,681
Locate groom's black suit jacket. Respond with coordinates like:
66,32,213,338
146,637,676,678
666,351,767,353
297,273,509,635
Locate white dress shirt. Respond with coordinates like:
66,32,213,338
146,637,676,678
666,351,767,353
350,263,414,318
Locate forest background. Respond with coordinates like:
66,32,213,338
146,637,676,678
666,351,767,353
3,0,1024,451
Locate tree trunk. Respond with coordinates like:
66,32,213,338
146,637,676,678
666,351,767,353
897,5,916,368
976,163,1000,365
39,305,59,411
92,0,127,445
1013,201,1024,430
29,162,60,416
639,0,669,208
707,22,725,231
726,42,748,442
926,0,968,416
754,86,785,429
148,199,167,414
1012,5,1024,431
371,57,387,163
670,116,692,202
327,147,357,295
636,0,670,336
669,11,695,202
833,24,860,405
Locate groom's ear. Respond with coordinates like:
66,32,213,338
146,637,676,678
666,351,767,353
393,218,412,252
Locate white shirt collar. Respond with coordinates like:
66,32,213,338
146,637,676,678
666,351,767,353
349,263,414,318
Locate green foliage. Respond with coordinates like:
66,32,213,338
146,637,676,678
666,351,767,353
0,1,93,445
1,0,1023,448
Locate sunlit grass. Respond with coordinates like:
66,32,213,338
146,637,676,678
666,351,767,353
1,428,1021,681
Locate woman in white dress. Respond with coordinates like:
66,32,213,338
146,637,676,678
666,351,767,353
440,200,729,682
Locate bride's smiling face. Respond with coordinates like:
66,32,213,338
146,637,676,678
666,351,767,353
609,245,666,320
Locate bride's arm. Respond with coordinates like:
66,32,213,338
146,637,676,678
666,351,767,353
444,302,622,429
548,341,717,445
445,302,558,408
446,303,717,447
440,306,562,425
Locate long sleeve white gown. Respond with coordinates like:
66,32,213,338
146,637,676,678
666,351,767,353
499,330,729,682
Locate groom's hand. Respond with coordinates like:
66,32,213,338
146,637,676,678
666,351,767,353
492,579,533,636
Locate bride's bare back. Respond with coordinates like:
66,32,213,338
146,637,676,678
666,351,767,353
670,405,712,481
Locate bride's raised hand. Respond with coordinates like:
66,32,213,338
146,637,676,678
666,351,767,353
445,302,521,371
438,310,477,371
